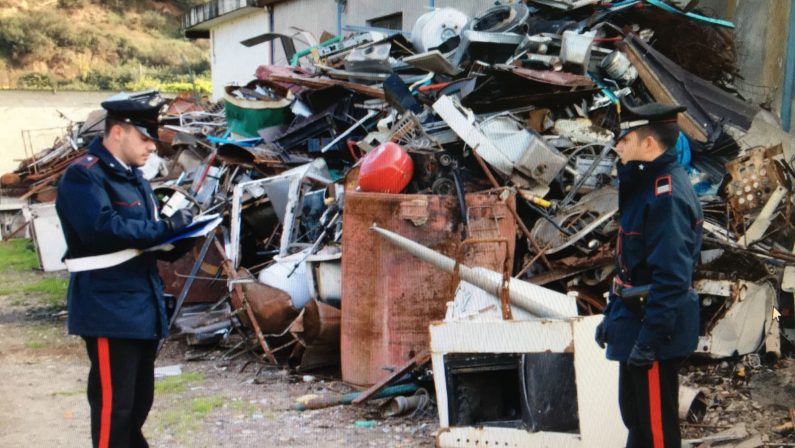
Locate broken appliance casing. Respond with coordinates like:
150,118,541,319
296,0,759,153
694,279,777,358
26,203,67,271
431,316,627,448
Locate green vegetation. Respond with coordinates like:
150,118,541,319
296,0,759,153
154,394,225,440
0,240,68,308
21,278,70,308
0,1,211,93
228,398,259,416
0,239,39,272
154,371,206,394
190,395,225,414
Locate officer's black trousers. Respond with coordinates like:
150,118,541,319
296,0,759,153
83,337,158,448
618,359,681,448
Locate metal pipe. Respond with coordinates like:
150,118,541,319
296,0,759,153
295,383,418,411
267,4,275,64
781,2,795,131
370,224,578,319
336,0,344,36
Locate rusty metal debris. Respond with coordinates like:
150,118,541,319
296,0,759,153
2,1,795,443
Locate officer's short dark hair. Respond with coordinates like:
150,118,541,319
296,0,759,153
104,117,124,135
633,122,680,149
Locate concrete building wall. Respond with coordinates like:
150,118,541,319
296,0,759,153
210,9,271,100
693,0,792,131
271,0,337,52
341,0,489,32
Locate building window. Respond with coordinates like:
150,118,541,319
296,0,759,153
367,12,403,30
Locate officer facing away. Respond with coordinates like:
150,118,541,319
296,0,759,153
56,92,192,448
595,101,703,448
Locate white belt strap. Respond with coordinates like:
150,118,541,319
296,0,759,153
64,249,143,272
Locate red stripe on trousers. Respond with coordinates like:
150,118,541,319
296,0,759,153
647,361,665,448
97,337,113,448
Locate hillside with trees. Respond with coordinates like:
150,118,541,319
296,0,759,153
0,0,210,92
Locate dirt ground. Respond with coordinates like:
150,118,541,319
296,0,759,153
0,268,436,448
1,250,793,447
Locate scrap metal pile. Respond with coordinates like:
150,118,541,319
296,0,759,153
2,0,794,416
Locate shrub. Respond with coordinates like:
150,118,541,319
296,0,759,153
16,72,55,89
58,0,90,9
141,11,168,30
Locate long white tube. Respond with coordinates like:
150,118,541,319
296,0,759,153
370,224,577,319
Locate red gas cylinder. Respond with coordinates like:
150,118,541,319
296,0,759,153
357,142,413,194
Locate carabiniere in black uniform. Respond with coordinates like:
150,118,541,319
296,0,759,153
56,92,192,448
596,102,703,448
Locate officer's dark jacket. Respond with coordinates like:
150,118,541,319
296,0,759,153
604,147,703,362
56,137,172,340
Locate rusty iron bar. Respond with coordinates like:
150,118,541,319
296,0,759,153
471,150,553,270
451,238,513,320
19,170,64,200
351,351,430,405
157,233,217,356
6,221,30,239
516,239,556,278
212,239,278,364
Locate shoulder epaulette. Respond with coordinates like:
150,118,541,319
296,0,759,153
654,175,672,196
73,155,100,169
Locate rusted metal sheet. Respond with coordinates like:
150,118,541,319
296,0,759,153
340,191,516,386
288,299,341,371
237,279,299,335
157,239,228,303
495,64,594,87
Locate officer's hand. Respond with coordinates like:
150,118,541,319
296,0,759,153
594,320,607,349
627,343,655,369
166,208,193,231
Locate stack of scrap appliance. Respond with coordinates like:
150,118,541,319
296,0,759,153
2,2,794,446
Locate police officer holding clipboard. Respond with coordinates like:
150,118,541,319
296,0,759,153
56,91,192,448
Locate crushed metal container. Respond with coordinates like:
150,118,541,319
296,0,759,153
340,191,516,386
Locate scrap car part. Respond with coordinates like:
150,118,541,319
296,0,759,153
229,159,332,267
620,34,759,143
531,186,618,255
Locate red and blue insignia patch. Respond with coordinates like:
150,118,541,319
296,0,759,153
655,175,672,196
75,155,99,169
